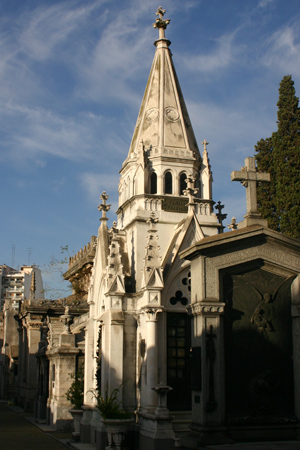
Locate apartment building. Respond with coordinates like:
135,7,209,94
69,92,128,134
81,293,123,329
0,265,44,311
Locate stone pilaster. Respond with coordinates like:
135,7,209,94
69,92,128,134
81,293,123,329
181,300,226,448
291,274,300,420
142,307,163,412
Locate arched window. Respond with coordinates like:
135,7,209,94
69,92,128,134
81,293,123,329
180,173,187,195
165,171,173,194
150,172,157,194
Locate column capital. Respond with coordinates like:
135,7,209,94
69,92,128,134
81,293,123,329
141,306,163,321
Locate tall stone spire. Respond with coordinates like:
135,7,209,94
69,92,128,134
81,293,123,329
126,7,200,160
118,7,219,235
201,139,212,199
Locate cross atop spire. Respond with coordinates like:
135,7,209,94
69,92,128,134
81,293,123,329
201,139,209,152
153,6,170,40
98,191,111,221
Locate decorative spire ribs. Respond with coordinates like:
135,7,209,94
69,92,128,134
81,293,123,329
142,213,164,289
105,222,125,295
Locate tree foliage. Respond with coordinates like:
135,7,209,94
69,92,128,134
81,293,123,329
66,364,84,409
255,75,300,238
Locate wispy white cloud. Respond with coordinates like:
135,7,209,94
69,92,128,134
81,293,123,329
179,32,237,73
19,1,104,61
80,172,120,200
258,0,274,8
263,21,300,76
77,4,154,106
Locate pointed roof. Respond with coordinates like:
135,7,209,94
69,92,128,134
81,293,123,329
127,7,200,161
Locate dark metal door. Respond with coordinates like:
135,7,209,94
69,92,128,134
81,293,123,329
167,312,191,411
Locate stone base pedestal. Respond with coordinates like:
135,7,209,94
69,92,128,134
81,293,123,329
138,412,175,450
80,406,92,443
238,214,268,229
90,408,101,445
96,419,107,450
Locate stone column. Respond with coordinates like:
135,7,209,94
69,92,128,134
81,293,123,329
291,274,300,419
26,320,42,412
157,174,163,196
143,307,162,412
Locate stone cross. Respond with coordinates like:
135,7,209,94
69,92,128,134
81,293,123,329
215,201,227,233
201,139,209,152
153,6,170,40
231,157,270,217
97,191,111,221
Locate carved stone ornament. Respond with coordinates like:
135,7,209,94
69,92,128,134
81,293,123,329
142,307,163,321
190,303,225,316
28,321,43,330
165,106,179,122
250,292,275,333
145,107,159,123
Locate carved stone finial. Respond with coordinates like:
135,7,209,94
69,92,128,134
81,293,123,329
147,212,158,230
183,174,199,213
61,305,73,334
152,383,173,417
228,217,238,231
201,139,209,152
153,6,170,39
215,201,227,234
98,191,111,221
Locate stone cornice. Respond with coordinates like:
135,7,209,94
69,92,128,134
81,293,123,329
181,225,300,261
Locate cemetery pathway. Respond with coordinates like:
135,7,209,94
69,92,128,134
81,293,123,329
1,400,300,450
0,401,70,450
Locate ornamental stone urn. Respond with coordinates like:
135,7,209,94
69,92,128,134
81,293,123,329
102,418,133,449
69,409,84,441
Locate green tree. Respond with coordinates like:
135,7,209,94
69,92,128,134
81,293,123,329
66,364,84,409
255,75,300,238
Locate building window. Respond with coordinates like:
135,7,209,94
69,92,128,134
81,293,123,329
164,171,173,194
150,172,157,194
180,173,187,195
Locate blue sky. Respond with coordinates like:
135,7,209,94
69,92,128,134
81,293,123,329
1,0,299,298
